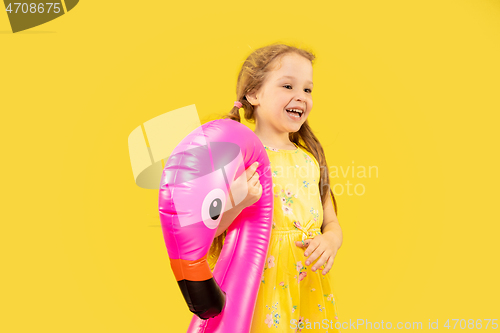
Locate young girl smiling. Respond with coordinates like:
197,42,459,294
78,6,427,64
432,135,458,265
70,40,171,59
210,43,343,333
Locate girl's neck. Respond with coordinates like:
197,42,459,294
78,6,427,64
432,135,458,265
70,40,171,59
254,127,295,150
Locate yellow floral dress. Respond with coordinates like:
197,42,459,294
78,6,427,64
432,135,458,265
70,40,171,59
248,143,341,333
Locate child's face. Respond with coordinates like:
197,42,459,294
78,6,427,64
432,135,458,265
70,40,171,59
251,53,314,134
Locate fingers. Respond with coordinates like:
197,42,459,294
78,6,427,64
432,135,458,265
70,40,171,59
296,234,338,274
304,241,325,269
294,239,311,248
248,167,262,202
311,250,330,272
309,247,336,273
322,256,335,275
249,170,260,187
245,161,259,181
306,248,325,270
303,240,318,259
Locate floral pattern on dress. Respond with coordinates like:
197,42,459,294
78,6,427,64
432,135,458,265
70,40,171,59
264,314,273,328
296,317,305,332
294,260,308,283
249,143,340,333
267,255,275,268
264,146,280,152
278,189,295,205
283,205,293,215
261,255,276,284
296,317,312,332
292,220,303,233
264,303,281,329
310,207,320,222
324,294,339,320
324,293,335,304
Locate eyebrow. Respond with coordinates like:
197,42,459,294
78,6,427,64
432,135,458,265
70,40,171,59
278,76,314,86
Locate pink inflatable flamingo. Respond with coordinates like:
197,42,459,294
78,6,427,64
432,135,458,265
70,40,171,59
158,119,273,333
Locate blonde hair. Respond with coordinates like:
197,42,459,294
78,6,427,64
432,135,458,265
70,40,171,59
208,43,338,270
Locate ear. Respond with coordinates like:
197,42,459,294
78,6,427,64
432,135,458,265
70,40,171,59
245,90,259,106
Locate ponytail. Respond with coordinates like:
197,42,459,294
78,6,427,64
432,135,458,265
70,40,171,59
225,105,242,122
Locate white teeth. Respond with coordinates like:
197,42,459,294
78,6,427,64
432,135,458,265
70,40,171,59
286,109,303,114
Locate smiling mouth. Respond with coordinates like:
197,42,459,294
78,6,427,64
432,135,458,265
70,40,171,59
285,109,303,118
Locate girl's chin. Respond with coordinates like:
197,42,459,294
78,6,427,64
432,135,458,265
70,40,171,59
286,116,307,128
284,123,305,133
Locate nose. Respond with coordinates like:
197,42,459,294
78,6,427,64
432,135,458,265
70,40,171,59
295,89,309,102
294,91,308,108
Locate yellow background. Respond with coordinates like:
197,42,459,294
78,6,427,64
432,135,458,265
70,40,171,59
1,0,499,332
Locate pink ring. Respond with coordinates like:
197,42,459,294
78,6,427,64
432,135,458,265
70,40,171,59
159,119,273,332
234,101,242,109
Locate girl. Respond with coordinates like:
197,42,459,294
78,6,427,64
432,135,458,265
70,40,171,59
209,43,343,333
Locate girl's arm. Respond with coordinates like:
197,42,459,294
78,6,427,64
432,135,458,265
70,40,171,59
321,193,343,250
214,161,262,238
295,193,343,275
214,204,244,237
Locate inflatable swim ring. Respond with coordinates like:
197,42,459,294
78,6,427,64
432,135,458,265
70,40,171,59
158,119,273,332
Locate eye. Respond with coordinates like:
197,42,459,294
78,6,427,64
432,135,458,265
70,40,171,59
201,188,226,229
284,85,312,94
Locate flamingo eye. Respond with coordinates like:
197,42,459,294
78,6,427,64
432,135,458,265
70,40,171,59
209,198,222,220
201,188,226,229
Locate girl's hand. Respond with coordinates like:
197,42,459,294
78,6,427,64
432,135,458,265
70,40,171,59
294,231,341,275
234,162,262,210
